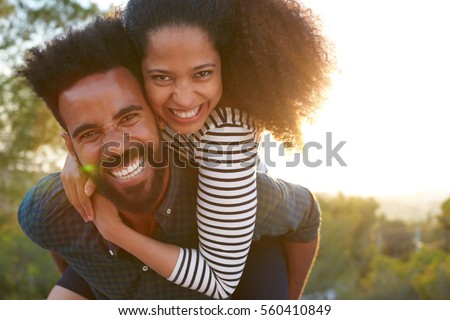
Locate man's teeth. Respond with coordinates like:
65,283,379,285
172,105,201,119
110,157,144,180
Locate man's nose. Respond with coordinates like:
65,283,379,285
101,130,125,163
172,81,195,108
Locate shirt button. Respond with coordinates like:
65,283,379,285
142,266,149,272
166,208,172,215
109,250,114,256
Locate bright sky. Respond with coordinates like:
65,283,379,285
92,0,450,197
292,0,450,196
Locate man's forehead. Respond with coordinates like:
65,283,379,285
57,68,150,135
60,68,140,101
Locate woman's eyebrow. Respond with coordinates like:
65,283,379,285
147,63,217,74
192,63,217,71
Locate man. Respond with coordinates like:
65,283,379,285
17,17,320,299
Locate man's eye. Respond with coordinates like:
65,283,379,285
121,113,138,123
80,131,99,140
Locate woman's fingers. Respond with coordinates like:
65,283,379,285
61,153,94,222
84,178,97,197
61,172,89,222
76,178,94,221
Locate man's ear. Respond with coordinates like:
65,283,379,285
61,132,75,155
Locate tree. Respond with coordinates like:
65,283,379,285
304,193,379,298
411,248,450,299
0,0,103,299
0,215,60,299
359,248,450,299
304,193,450,299
0,0,101,215
1,0,100,170
379,219,415,259
438,197,450,252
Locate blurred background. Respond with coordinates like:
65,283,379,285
0,0,449,299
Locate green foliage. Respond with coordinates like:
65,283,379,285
379,219,415,259
438,197,450,229
0,215,60,299
304,193,450,300
304,193,379,298
359,255,420,299
0,0,14,17
411,249,450,299
1,0,99,61
438,197,450,252
359,248,450,299
0,0,102,299
1,0,100,172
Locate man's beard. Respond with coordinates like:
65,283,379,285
88,143,168,215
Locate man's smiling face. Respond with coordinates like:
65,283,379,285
59,67,168,214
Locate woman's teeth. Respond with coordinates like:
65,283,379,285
171,105,201,119
110,157,144,180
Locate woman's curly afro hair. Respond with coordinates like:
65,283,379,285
125,0,335,148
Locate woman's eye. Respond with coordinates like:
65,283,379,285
195,70,212,78
151,75,171,81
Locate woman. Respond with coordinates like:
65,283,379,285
56,0,333,299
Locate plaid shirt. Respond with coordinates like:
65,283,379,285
18,159,320,299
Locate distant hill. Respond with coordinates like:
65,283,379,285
374,189,449,222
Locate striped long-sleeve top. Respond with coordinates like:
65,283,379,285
162,107,261,299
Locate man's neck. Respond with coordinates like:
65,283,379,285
120,212,159,237
120,165,170,237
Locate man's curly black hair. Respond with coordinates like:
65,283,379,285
16,17,142,131
125,0,335,148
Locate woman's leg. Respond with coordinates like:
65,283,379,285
233,236,289,299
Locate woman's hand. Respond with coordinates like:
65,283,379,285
91,193,125,243
91,193,179,279
61,152,96,222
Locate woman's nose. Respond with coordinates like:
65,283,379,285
172,81,195,108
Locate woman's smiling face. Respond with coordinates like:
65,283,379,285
141,26,223,134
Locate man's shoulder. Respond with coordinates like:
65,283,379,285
254,172,321,242
18,172,83,247
18,172,63,225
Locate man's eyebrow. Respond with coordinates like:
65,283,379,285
112,104,144,121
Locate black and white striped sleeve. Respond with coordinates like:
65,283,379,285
167,107,259,299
